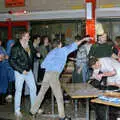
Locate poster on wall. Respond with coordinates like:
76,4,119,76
5,0,25,7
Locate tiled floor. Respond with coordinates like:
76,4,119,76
0,96,96,120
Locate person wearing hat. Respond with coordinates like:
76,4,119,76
96,21,104,36
89,33,113,59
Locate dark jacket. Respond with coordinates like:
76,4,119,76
89,42,113,58
39,44,52,63
9,41,36,73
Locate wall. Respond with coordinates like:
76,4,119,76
97,0,120,8
0,0,84,13
0,0,120,13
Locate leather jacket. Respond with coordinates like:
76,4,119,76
9,41,36,73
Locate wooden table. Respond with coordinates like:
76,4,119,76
91,92,120,120
62,83,102,120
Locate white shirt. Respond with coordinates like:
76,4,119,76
94,57,120,84
99,57,120,74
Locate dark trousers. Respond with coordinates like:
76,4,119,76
38,66,45,82
94,104,107,120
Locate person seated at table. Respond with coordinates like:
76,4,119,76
88,57,120,120
89,57,120,88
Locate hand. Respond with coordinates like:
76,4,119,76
36,53,41,58
0,54,5,61
23,70,28,75
95,74,103,80
76,37,93,45
5,55,9,59
77,67,82,74
118,58,120,62
69,57,76,61
0,55,3,61
82,37,93,42
0,57,3,61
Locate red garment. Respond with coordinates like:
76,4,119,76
114,45,120,62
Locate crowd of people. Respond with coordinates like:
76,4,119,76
1,30,120,120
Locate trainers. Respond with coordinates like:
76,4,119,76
59,116,71,120
29,108,43,117
6,95,13,102
29,112,36,119
15,111,22,118
37,108,44,114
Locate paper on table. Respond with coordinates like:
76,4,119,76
98,95,120,104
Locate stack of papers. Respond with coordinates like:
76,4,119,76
98,95,120,104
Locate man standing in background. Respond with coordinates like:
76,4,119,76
9,31,37,118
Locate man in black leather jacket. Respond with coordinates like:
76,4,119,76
9,31,37,118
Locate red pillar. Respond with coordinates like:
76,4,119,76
85,0,96,44
8,20,12,40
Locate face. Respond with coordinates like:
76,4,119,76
10,43,14,47
0,54,4,61
0,41,2,46
98,33,107,44
57,42,62,48
44,37,49,44
23,33,30,42
115,39,120,46
92,61,101,69
59,42,62,48
36,37,41,45
0,54,3,61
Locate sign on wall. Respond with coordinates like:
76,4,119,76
5,0,25,7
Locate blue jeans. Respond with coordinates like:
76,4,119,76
81,63,89,83
14,70,37,113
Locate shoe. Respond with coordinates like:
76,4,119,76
30,108,44,118
59,116,71,120
29,112,36,119
5,95,13,102
15,111,22,118
37,108,44,114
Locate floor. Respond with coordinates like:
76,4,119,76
0,95,96,120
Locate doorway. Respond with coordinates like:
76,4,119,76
0,21,28,46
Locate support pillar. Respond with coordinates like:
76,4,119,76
85,0,96,44
8,19,12,40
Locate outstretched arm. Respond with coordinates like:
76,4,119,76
75,37,93,46
102,70,116,77
63,37,93,55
